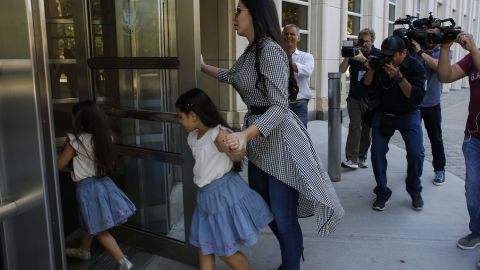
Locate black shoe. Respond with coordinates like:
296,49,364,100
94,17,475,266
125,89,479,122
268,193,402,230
410,193,424,211
277,266,283,270
372,194,390,211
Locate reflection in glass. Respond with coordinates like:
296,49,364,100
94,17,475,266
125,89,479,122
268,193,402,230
299,33,308,52
109,118,183,154
113,156,185,240
347,15,361,36
44,0,73,18
348,0,362,13
53,103,74,138
46,23,76,59
389,4,396,21
50,62,78,99
90,0,177,57
93,69,179,113
282,2,308,30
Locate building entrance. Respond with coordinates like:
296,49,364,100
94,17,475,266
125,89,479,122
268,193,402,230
45,0,200,266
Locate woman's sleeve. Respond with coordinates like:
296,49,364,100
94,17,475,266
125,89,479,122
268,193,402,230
252,44,290,137
218,68,232,84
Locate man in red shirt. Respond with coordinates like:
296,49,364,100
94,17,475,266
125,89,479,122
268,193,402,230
437,32,480,265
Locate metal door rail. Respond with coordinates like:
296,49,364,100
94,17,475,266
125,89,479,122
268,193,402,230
0,189,43,221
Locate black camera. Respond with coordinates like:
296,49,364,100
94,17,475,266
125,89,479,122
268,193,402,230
394,13,462,47
369,54,392,71
341,39,364,57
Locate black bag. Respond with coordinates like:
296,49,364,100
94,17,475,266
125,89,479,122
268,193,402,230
361,90,380,127
288,76,299,101
362,90,381,111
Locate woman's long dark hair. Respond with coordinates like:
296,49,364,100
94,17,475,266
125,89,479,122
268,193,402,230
176,88,242,171
71,100,115,177
241,0,297,96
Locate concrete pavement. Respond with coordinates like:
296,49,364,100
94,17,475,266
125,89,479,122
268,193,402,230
131,119,478,270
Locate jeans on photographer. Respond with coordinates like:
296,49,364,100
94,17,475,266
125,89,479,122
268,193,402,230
463,135,480,235
420,105,446,172
371,110,425,197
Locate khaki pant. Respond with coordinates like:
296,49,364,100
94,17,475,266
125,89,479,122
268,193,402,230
345,97,371,162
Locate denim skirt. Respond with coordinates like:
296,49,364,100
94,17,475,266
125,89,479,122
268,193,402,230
75,176,136,235
189,171,273,256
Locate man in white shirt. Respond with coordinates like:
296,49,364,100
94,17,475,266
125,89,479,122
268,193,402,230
283,24,315,127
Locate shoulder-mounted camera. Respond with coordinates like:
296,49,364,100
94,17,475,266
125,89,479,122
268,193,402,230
393,13,462,48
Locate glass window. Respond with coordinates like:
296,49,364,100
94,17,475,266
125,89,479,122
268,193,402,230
46,24,76,59
113,156,185,240
282,2,308,30
49,62,78,99
389,4,396,21
90,0,177,57
416,0,421,17
388,1,396,36
108,118,183,153
346,0,362,38
348,0,361,13
347,15,361,36
44,0,73,18
93,69,179,113
282,1,310,51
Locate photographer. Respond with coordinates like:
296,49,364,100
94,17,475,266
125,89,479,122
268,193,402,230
339,28,380,169
437,32,480,256
364,35,426,211
412,39,451,186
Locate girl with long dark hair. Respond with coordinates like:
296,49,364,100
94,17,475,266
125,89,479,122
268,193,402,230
176,88,273,270
201,1,345,269
58,101,136,270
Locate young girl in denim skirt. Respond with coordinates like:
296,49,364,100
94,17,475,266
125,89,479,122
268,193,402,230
57,101,136,270
176,88,273,270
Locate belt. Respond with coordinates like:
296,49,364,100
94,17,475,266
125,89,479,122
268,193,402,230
249,105,270,115
289,99,309,104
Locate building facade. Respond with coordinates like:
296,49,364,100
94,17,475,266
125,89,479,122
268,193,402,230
201,0,480,126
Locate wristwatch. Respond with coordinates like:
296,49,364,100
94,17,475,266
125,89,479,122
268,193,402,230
417,49,424,57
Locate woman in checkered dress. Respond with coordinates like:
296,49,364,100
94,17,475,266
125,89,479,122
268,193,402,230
201,0,344,269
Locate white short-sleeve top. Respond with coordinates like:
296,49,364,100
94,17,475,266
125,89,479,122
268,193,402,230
187,125,233,188
67,133,96,182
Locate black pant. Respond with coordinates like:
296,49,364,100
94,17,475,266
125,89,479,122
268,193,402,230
420,104,446,171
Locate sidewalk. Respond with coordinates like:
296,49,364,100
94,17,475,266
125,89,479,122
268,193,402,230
144,120,478,270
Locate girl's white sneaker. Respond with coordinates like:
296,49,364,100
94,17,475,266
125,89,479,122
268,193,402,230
118,257,133,270
65,248,91,261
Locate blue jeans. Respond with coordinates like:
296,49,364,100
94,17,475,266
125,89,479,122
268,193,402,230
289,99,309,128
420,104,446,171
248,162,303,270
463,135,480,234
371,110,425,197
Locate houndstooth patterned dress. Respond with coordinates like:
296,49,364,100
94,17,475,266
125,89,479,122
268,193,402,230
218,38,345,236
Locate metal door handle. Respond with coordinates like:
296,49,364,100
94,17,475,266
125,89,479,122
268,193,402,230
0,189,43,221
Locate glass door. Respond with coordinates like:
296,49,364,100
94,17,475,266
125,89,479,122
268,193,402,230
89,0,186,239
86,0,200,264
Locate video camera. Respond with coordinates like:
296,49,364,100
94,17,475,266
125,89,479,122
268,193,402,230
341,39,365,57
393,13,462,47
